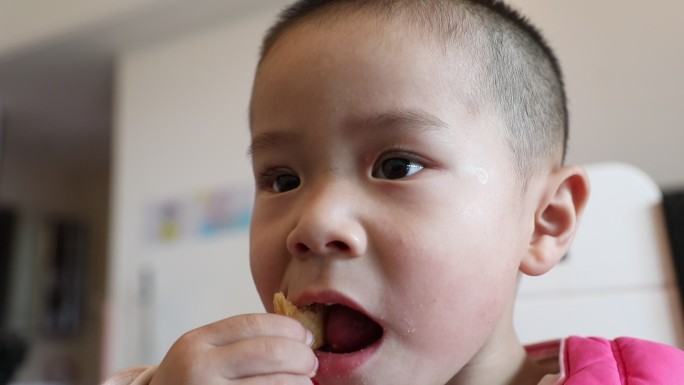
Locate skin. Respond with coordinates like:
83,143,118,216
150,13,589,385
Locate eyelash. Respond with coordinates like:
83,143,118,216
375,146,426,164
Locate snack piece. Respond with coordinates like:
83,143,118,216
273,292,327,349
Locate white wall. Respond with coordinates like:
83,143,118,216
0,0,164,57
106,2,289,375
509,0,684,189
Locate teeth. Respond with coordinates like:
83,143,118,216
273,292,328,349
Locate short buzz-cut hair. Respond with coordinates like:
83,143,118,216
254,0,568,181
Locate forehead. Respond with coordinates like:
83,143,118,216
251,14,482,128
260,15,441,81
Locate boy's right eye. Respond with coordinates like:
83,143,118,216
271,173,300,193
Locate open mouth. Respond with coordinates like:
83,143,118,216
319,304,384,354
273,292,383,354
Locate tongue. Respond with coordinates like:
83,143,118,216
324,304,383,353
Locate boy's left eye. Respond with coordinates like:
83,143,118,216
373,157,424,180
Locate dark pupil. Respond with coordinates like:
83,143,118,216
275,175,300,192
381,158,410,179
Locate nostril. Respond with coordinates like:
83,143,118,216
295,243,310,254
294,240,350,256
328,240,350,251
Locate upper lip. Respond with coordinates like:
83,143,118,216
292,289,375,319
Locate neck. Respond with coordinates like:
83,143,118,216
446,310,552,385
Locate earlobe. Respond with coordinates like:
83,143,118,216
521,165,590,276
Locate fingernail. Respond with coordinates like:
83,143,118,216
310,355,319,377
305,329,315,347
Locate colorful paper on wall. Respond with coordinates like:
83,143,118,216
146,185,252,244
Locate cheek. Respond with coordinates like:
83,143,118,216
379,199,521,343
390,257,517,365
249,215,288,311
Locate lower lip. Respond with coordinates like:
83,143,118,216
314,338,381,378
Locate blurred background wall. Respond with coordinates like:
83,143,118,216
0,0,682,383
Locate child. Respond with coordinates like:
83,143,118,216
105,0,684,384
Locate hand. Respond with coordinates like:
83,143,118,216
149,313,318,385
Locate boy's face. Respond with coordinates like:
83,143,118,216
249,15,536,385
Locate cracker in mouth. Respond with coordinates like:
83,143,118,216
273,292,328,349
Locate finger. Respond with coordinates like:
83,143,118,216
213,336,318,380
193,313,312,347
236,373,314,385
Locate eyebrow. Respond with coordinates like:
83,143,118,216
358,108,450,133
248,108,449,156
248,130,297,157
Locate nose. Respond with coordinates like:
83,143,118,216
286,183,367,260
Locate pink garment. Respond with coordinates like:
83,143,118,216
562,336,684,384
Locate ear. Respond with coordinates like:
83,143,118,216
520,165,590,276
